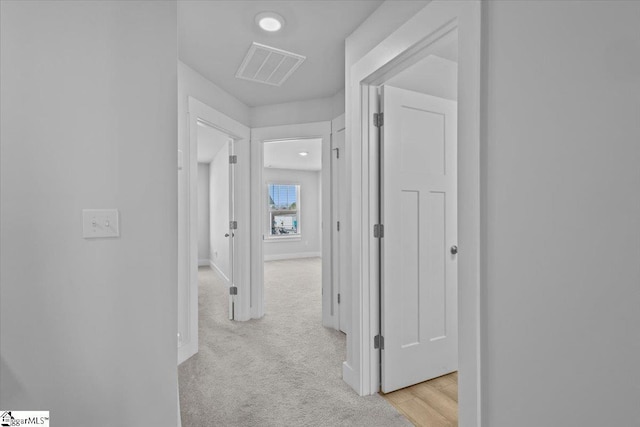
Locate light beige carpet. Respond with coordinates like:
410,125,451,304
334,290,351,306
178,257,410,427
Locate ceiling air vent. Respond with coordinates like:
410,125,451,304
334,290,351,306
235,42,306,87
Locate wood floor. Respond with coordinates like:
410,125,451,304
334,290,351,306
381,372,458,427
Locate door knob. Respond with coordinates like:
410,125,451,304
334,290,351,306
225,233,230,237
450,245,458,255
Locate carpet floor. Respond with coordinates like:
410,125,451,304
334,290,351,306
178,257,410,427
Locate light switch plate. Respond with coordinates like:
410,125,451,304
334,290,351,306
83,209,119,238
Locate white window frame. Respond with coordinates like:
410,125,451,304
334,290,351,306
265,182,301,241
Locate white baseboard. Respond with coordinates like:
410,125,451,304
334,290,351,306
177,380,182,427
342,361,359,395
264,251,321,261
210,260,230,286
198,259,210,267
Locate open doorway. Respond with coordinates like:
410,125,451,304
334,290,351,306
375,28,460,425
346,2,481,425
196,121,234,318
250,122,337,328
178,97,251,365
262,138,323,324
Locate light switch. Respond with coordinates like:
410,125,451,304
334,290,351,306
83,209,119,238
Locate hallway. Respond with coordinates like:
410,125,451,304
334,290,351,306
178,258,409,426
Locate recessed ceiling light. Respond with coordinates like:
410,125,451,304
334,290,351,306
298,152,309,157
256,12,285,32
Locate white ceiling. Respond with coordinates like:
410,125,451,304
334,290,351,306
178,1,383,107
264,139,322,171
197,122,229,163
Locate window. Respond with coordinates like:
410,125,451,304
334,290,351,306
268,183,300,238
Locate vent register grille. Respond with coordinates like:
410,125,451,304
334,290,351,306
235,43,306,86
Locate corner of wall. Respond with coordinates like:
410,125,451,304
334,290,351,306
249,96,338,128
178,60,251,127
345,0,430,63
332,89,346,118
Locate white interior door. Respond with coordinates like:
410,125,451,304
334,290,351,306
381,85,458,393
331,126,348,333
228,138,236,320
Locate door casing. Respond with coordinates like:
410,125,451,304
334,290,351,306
345,2,482,426
331,114,348,333
250,122,336,329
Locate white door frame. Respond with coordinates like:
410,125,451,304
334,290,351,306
179,97,251,365
345,1,482,425
250,122,335,329
331,114,348,333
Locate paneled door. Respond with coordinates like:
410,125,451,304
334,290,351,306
381,86,458,393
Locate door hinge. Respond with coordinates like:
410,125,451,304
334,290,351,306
374,334,384,350
230,221,238,230
229,286,238,295
374,112,383,128
373,224,384,238
229,155,237,164
337,221,340,231
337,293,341,304
333,147,340,159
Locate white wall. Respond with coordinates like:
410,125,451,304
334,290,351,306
177,60,249,349
332,89,346,118
250,96,334,128
345,0,430,70
482,2,640,425
197,163,210,264
249,90,345,128
210,145,230,282
0,1,177,426
179,61,250,127
263,168,322,260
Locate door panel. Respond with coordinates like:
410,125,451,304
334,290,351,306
400,108,445,175
381,85,458,393
399,190,420,347
425,191,446,341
